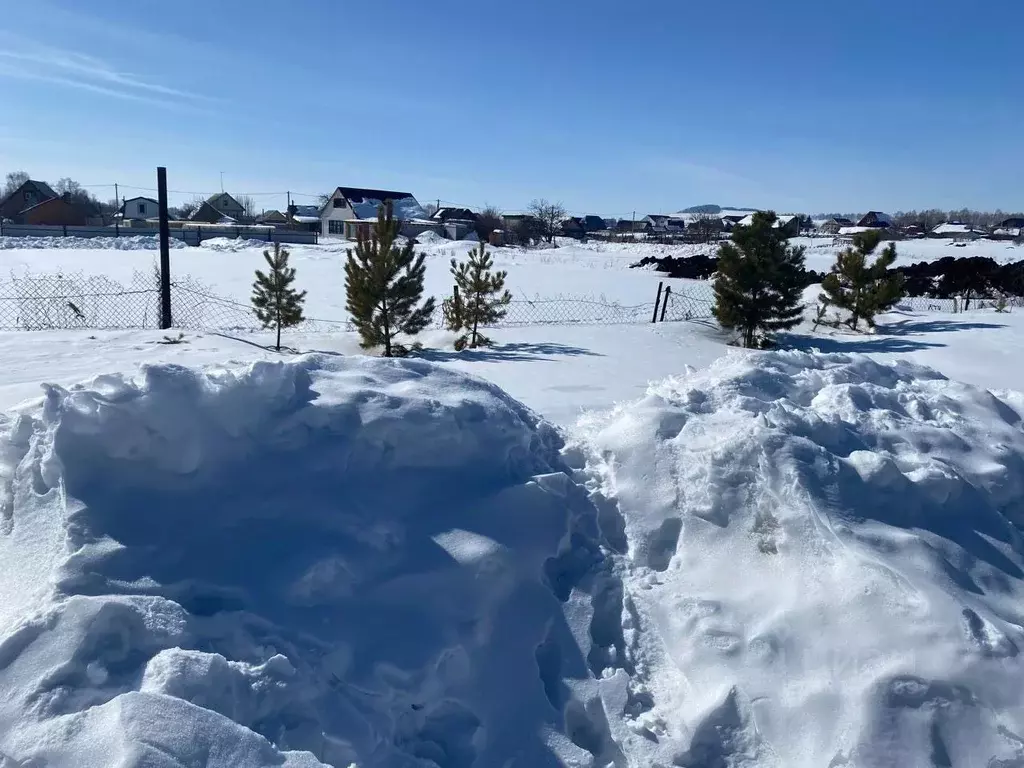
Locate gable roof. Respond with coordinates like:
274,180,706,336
856,211,893,227
737,213,798,228
326,186,426,220
120,196,159,213
432,206,477,222
0,179,58,212
207,192,241,204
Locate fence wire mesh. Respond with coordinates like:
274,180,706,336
0,268,1006,334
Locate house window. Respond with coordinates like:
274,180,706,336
328,220,344,234
333,198,345,208
138,203,145,215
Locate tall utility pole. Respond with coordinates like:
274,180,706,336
220,172,224,193
157,167,172,329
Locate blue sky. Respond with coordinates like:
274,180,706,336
1,0,1022,217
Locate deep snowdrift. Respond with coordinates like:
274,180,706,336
0,356,623,767
4,350,1024,767
572,351,1024,767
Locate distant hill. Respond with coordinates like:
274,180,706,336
678,204,758,215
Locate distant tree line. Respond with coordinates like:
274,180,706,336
816,208,1024,230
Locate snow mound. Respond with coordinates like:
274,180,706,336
0,235,188,251
573,350,1024,768
412,230,445,245
193,236,288,252
0,356,621,767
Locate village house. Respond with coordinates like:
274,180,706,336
120,196,160,223
256,209,288,226
0,179,59,221
818,216,854,235
320,186,438,239
19,194,103,226
190,192,248,224
560,217,585,238
930,222,985,241
431,207,478,240
856,211,894,228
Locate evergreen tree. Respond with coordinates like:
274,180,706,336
344,202,436,356
820,230,905,330
448,244,512,350
713,211,807,348
251,242,306,351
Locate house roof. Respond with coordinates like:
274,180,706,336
932,222,982,235
292,205,320,217
857,211,893,227
737,213,798,228
123,196,159,205
432,206,477,222
326,186,425,220
206,192,243,207
0,179,58,212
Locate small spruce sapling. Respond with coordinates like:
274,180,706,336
712,211,806,348
251,242,307,351
344,202,436,357
820,230,905,330
448,244,512,350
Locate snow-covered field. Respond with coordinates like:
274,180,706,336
792,235,1024,272
2,235,1024,767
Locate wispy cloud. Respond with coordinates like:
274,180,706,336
0,36,218,107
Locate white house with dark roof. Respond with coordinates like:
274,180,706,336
120,196,160,222
319,186,438,239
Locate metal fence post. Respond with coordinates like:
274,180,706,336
157,167,172,329
660,286,671,322
652,281,663,323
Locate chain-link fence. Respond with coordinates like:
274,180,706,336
0,268,1007,334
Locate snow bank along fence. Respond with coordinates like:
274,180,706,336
0,270,716,332
0,271,1001,333
0,223,319,246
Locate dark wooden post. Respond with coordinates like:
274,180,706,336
157,166,172,329
660,286,672,322
652,281,664,323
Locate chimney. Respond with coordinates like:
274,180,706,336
62,191,71,203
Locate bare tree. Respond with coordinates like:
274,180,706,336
2,171,29,197
474,205,503,242
53,177,100,207
173,196,204,220
422,201,439,217
317,192,332,209
237,194,257,219
688,211,722,243
528,199,567,243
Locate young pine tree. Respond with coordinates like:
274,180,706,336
713,211,806,348
344,202,436,357
251,242,306,351
820,230,905,330
448,244,512,350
